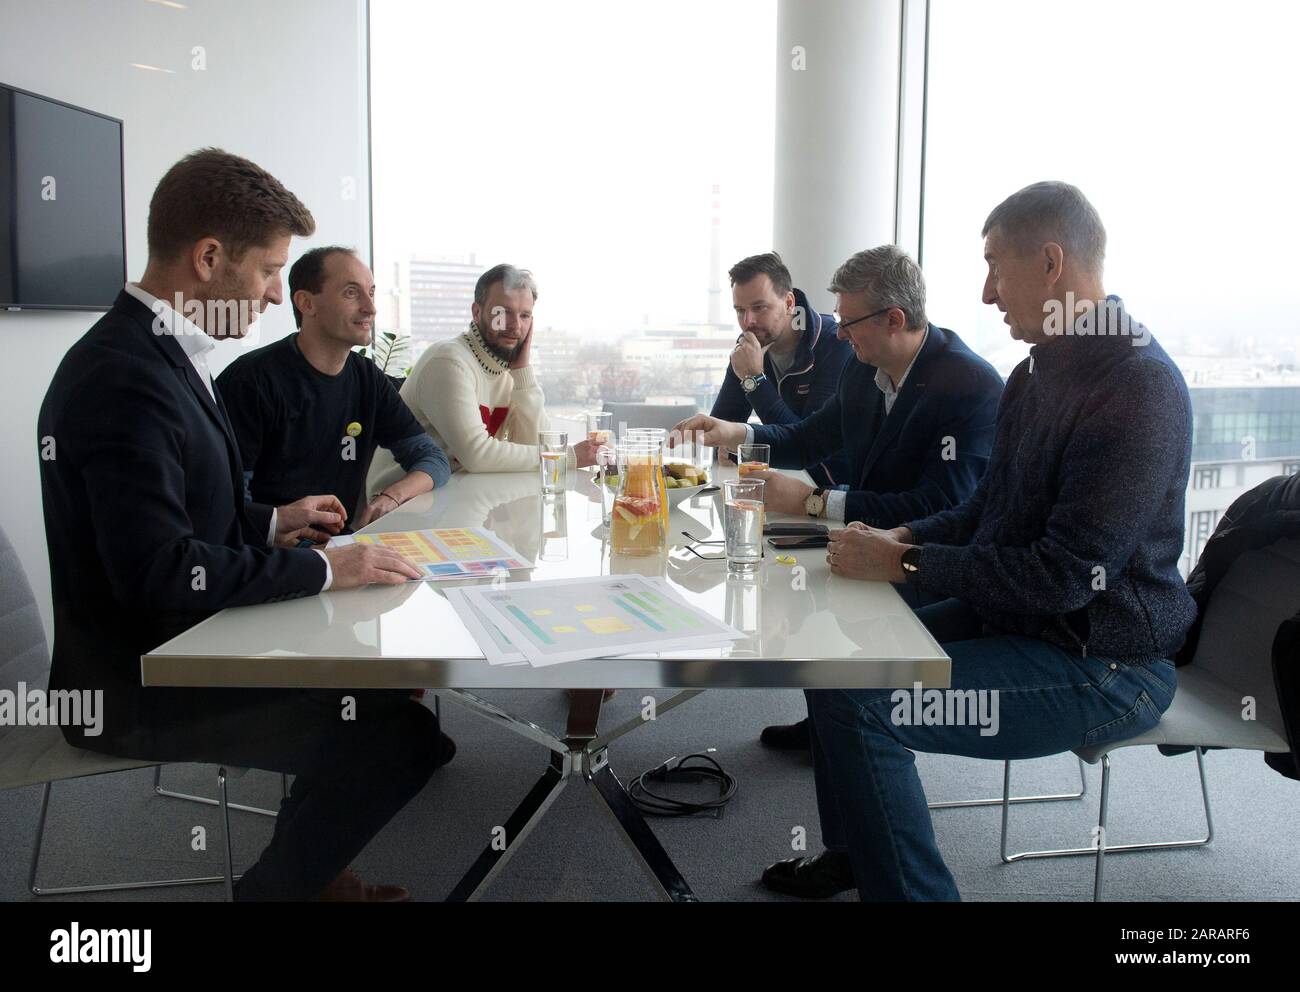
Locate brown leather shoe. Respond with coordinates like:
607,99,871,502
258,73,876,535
311,867,410,902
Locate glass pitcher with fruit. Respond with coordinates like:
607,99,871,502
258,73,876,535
611,440,667,556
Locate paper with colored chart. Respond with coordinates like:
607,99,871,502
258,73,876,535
452,575,744,666
442,587,528,666
327,527,532,582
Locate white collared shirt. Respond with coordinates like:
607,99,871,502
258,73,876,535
124,282,217,401
123,283,331,590
874,325,929,415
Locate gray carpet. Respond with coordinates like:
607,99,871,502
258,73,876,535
2,688,1297,902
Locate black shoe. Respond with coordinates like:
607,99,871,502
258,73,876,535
434,731,456,769
761,852,856,899
760,716,811,750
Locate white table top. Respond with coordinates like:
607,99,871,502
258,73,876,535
142,465,950,690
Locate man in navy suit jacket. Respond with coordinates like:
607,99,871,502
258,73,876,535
38,148,438,901
674,245,1003,748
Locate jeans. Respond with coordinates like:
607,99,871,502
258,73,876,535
806,597,1177,901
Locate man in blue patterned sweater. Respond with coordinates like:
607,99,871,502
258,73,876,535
761,181,1197,901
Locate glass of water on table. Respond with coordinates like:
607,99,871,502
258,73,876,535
539,431,568,494
723,477,765,573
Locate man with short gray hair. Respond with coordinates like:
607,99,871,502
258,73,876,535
675,245,1003,751
368,263,600,479
767,182,1195,901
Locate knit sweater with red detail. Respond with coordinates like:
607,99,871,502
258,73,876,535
368,324,569,485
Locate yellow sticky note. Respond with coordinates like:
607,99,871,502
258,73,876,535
552,625,577,634
532,609,553,616
583,616,632,635
575,604,596,612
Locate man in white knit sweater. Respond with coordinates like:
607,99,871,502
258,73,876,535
368,264,600,484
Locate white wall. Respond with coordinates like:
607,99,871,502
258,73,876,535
0,0,371,641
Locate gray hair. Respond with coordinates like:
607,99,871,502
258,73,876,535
827,245,928,330
982,181,1106,274
474,263,539,307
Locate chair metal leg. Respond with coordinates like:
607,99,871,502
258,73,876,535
928,756,1087,810
29,778,234,897
999,747,1214,901
154,764,280,818
218,768,235,903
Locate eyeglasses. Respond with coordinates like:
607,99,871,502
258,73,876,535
834,306,893,331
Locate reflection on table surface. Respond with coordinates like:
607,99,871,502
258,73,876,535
144,466,950,690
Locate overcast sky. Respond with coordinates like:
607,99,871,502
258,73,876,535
372,0,1299,362
371,0,775,336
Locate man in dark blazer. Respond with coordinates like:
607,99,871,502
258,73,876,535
38,148,440,901
674,245,1003,748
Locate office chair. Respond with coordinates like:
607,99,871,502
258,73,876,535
603,402,699,435
0,523,274,900
998,536,1298,900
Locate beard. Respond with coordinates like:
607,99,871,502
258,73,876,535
198,271,260,339
479,326,524,364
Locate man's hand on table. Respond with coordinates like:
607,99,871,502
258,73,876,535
742,470,814,516
668,413,747,452
323,544,423,588
826,522,914,583
572,437,604,469
276,494,347,547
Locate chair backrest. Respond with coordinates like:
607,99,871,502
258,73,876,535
0,523,52,749
603,402,698,435
1189,536,1300,727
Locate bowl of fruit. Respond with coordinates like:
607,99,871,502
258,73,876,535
663,462,711,504
599,462,712,505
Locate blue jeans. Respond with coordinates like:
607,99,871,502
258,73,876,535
805,597,1177,901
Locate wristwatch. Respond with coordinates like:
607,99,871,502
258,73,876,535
804,487,826,518
901,546,922,581
741,372,768,393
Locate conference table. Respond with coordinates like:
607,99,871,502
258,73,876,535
142,464,951,902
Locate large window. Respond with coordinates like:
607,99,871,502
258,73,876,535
369,0,776,420
922,0,1300,573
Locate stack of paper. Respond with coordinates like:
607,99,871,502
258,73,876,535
328,527,531,581
445,574,743,667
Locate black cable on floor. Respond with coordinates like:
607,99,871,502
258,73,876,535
627,751,738,817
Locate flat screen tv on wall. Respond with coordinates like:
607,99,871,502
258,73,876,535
0,83,126,311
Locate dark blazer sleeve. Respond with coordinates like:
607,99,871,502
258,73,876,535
709,365,752,423
844,379,1000,528
68,365,325,612
752,389,846,470
242,501,276,546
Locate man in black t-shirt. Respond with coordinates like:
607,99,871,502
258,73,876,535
218,247,449,532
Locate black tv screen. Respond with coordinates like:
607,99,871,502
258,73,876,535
0,83,126,311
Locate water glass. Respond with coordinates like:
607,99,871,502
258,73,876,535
723,477,765,572
539,430,568,494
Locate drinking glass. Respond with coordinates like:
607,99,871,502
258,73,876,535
539,431,568,494
737,443,770,477
723,477,765,572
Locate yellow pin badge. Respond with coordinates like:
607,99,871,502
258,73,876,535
346,422,363,438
